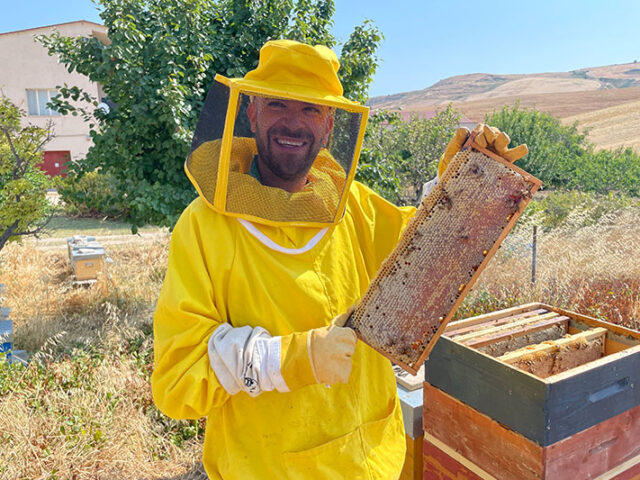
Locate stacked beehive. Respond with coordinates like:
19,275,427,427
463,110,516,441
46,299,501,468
423,303,640,479
395,365,425,480
0,284,11,363
67,235,107,281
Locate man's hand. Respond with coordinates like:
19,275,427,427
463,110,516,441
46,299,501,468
308,309,357,385
474,124,528,162
208,309,359,397
438,124,528,177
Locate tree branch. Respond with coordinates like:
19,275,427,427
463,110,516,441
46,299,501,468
0,220,19,252
1,125,24,180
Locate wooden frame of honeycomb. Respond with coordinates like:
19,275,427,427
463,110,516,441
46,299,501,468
346,136,542,374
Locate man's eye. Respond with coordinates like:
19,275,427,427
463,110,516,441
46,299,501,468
267,101,286,109
304,106,321,115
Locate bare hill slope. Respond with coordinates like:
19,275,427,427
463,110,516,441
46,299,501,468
562,99,640,152
369,62,640,111
448,87,640,122
369,62,640,151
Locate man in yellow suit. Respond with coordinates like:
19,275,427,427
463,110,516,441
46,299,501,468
151,39,527,479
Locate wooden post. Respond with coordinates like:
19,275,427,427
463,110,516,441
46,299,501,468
531,226,537,285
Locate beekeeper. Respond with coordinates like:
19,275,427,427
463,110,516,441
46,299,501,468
151,39,527,479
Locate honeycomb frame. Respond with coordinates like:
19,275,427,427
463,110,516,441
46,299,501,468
346,139,542,374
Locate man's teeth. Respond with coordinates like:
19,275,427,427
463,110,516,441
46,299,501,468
276,138,304,147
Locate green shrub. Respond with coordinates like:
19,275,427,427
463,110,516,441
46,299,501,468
486,104,640,197
485,104,587,189
572,147,640,196
58,170,126,218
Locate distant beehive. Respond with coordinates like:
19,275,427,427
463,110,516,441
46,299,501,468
0,285,11,363
66,235,97,259
347,140,541,373
67,236,106,281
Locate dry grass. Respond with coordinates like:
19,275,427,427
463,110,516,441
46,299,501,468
458,206,640,329
0,235,206,480
562,99,640,153
1,202,639,479
0,237,169,352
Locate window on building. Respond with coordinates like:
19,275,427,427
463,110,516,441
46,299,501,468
26,89,59,116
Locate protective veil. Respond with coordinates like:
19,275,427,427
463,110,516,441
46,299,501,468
186,40,368,228
152,40,416,479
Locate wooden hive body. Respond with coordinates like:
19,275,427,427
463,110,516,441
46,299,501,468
348,142,541,373
423,303,640,479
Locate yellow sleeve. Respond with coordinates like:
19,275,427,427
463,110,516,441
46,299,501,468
347,181,416,276
150,202,230,420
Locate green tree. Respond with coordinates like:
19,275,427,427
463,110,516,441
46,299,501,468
360,106,461,206
0,97,55,252
485,103,640,195
38,0,382,230
485,103,589,188
356,111,402,203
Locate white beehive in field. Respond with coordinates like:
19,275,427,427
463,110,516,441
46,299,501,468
66,236,107,281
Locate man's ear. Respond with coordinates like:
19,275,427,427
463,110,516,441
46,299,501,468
247,101,257,133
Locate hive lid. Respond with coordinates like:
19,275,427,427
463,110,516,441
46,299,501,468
69,242,104,252
67,235,96,244
72,247,106,259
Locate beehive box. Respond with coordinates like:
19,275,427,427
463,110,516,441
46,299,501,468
70,247,106,281
347,139,541,374
395,365,425,480
0,317,12,363
397,383,424,480
423,303,640,479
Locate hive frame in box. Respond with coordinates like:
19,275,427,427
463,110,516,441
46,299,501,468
347,135,542,374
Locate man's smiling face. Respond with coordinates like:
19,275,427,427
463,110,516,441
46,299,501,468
247,96,334,184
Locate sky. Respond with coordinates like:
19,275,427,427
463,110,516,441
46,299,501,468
2,0,640,97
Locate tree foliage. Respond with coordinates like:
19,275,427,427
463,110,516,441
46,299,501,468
0,97,55,252
486,104,640,195
356,111,402,203
485,103,588,188
38,0,382,230
359,106,461,205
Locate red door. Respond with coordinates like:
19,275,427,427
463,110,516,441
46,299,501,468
40,151,70,177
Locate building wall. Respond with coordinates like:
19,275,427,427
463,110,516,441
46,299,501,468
0,21,107,166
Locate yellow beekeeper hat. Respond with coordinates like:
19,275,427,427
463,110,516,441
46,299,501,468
215,39,365,111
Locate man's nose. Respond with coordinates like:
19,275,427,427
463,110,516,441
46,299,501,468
279,111,304,130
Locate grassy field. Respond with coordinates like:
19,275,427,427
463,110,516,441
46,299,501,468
1,195,640,479
0,222,204,479
42,215,167,239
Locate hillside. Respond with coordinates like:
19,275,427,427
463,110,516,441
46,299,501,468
369,62,640,152
562,99,640,152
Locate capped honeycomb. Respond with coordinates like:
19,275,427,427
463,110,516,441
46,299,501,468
347,144,541,374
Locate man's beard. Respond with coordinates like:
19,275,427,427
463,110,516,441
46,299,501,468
255,124,322,181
